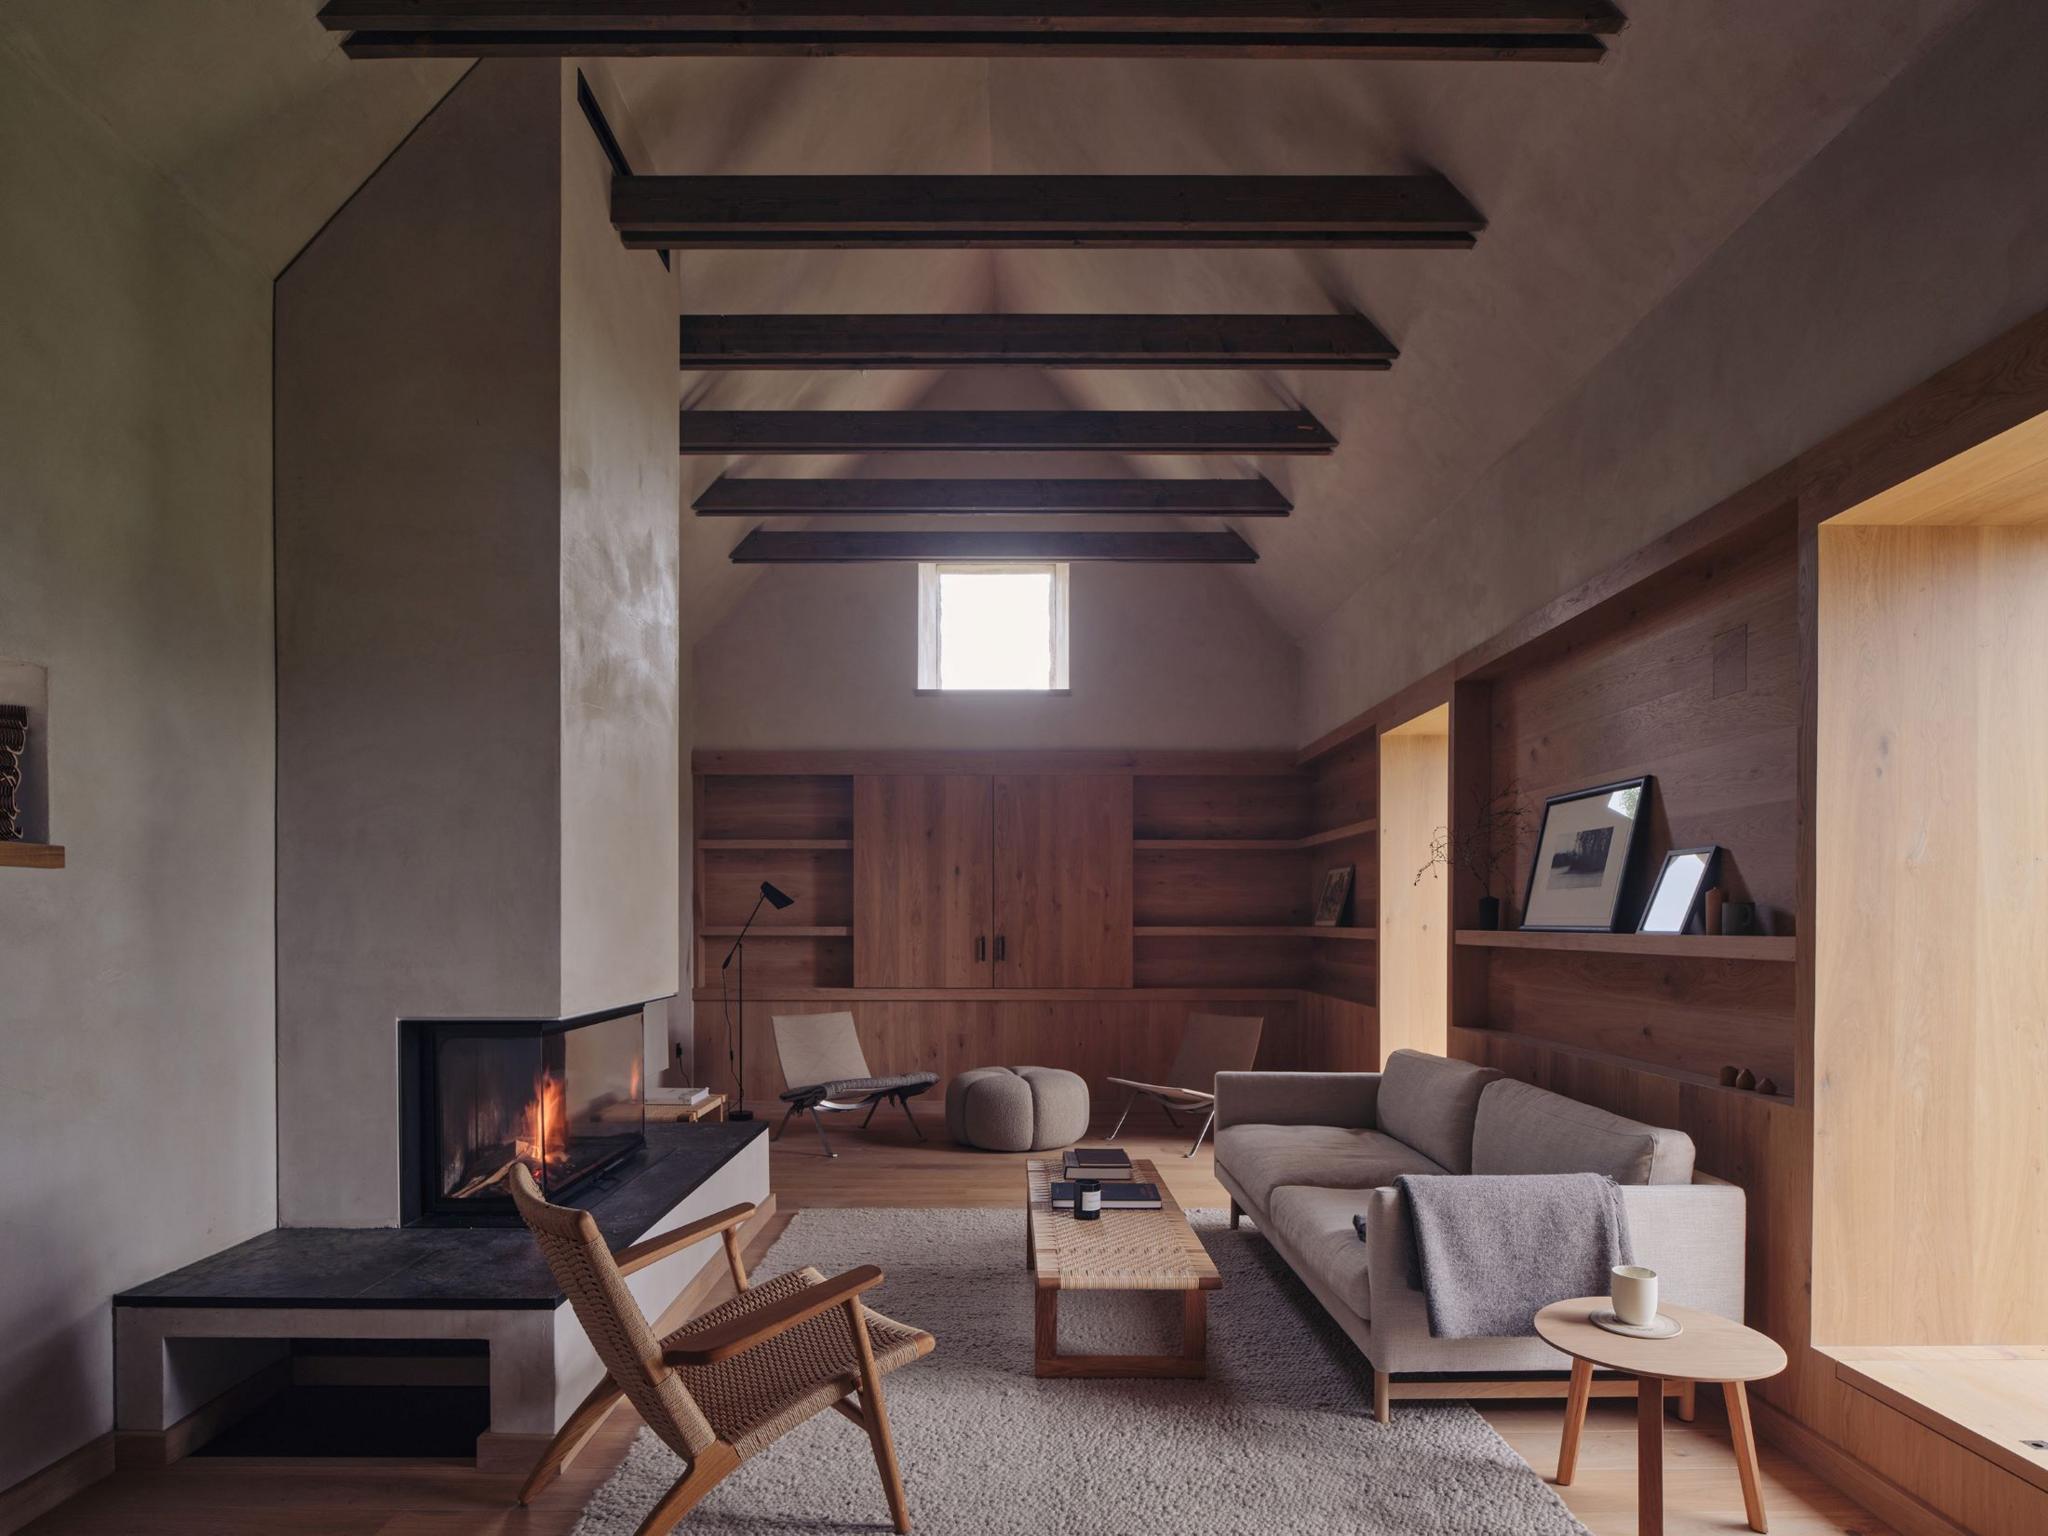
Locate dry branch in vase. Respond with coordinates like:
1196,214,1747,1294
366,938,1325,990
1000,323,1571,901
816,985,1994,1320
1415,782,1530,929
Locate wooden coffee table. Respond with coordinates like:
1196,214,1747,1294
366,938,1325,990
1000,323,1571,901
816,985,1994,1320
1024,1159,1221,1378
1536,1298,1788,1536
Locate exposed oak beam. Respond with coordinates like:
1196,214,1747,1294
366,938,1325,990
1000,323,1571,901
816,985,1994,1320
679,410,1336,455
617,175,1483,250
321,4,1625,61
694,477,1294,516
729,530,1259,563
680,313,1396,370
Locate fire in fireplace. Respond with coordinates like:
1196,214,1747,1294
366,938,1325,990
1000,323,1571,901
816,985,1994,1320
400,1007,646,1223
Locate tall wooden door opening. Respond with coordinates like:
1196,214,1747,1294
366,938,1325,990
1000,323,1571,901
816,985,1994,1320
1378,705,1451,1060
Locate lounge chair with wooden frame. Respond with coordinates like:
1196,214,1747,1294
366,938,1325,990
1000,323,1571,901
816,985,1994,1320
771,1010,938,1158
1105,1012,1264,1158
508,1164,934,1535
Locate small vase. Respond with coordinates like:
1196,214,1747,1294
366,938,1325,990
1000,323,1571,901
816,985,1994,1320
1476,897,1502,931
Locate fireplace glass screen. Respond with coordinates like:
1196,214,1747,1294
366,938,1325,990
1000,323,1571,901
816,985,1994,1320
412,1011,645,1218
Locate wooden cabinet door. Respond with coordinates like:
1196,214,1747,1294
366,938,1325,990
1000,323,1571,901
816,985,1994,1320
853,775,993,987
992,774,1133,988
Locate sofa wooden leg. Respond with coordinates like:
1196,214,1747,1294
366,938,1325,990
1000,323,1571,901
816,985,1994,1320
1228,1198,1242,1230
1372,1369,1391,1424
1676,1379,1697,1422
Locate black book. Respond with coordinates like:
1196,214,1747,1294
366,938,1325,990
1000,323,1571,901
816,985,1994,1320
1062,1147,1135,1175
1050,1181,1162,1210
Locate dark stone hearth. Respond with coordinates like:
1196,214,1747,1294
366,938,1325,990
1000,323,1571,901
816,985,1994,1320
116,1123,763,1312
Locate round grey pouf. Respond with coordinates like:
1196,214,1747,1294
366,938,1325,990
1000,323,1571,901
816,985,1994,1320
945,1065,1091,1152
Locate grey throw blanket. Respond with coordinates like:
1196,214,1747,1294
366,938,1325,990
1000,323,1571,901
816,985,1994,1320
1392,1173,1634,1339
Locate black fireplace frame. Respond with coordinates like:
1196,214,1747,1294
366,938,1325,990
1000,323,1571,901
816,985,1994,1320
399,1003,648,1227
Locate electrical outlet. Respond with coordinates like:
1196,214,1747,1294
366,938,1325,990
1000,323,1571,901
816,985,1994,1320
675,1042,685,1061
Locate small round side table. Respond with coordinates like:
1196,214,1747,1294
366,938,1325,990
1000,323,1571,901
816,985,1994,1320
1534,1298,1788,1536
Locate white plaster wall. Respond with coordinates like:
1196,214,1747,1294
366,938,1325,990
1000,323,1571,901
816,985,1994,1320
275,61,566,1227
694,561,1300,750
557,65,682,1017
0,45,276,1493
1301,0,2048,735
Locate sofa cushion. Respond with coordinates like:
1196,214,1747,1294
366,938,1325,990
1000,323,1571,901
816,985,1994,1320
1266,1185,1376,1320
1471,1078,1696,1184
1215,1123,1447,1207
1374,1050,1501,1175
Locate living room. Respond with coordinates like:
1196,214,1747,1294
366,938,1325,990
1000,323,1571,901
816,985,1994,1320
3,4,2046,1535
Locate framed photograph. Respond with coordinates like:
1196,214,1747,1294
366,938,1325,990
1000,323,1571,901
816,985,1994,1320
1637,845,1720,935
1519,778,1652,932
1313,865,1355,926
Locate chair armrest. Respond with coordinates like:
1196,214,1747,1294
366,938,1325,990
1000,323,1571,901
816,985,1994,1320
1215,1071,1380,1130
662,1265,885,1367
613,1204,756,1277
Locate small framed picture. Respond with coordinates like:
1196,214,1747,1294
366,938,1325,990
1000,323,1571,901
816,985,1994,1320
1313,865,1355,926
1637,845,1720,935
1519,778,1652,932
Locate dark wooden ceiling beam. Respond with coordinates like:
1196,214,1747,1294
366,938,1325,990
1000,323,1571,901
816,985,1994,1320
617,175,1483,250
694,477,1294,516
680,410,1336,455
729,529,1259,563
680,313,1396,370
321,5,1626,60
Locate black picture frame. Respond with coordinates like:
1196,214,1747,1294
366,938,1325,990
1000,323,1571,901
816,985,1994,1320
1518,777,1653,932
1636,845,1721,935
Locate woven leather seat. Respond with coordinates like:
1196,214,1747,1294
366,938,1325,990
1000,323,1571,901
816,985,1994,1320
665,1267,930,1458
780,1072,938,1104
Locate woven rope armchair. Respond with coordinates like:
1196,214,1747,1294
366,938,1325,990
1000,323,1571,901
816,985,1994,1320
509,1165,934,1534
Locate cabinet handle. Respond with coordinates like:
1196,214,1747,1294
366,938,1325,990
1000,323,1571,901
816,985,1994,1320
976,935,987,962
995,935,1006,962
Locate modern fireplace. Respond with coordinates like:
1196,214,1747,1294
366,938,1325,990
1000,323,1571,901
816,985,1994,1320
400,1006,646,1224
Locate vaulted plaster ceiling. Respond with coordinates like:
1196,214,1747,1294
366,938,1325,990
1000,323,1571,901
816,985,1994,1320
611,0,1978,650
1,2,1983,662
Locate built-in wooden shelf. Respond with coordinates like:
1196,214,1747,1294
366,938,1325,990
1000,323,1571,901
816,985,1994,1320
1821,1346,2048,1498
1133,838,1301,851
1450,1026,1796,1107
0,843,64,870
1298,818,1378,847
697,838,852,851
1136,925,1375,941
1455,929,1795,962
700,925,850,938
693,986,1300,1004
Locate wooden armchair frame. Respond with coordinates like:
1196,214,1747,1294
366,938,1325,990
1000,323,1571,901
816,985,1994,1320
510,1167,932,1535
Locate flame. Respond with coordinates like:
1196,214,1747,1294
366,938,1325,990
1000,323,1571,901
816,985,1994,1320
629,1053,643,1100
515,1072,569,1173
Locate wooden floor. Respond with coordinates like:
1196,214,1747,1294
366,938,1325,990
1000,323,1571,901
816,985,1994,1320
23,1107,1889,1536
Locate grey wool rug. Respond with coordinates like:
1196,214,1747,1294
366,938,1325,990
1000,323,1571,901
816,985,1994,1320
572,1207,1592,1536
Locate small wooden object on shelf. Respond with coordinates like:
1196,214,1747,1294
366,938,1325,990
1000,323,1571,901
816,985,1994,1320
0,842,64,870
646,1092,728,1125
1537,1297,1787,1536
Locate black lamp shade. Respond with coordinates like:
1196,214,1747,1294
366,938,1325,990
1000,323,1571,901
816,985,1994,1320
761,881,795,910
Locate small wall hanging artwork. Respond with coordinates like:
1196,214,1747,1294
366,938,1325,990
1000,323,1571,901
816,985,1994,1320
0,705,26,842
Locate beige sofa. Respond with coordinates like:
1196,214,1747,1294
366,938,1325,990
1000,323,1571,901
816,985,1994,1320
1214,1050,1746,1421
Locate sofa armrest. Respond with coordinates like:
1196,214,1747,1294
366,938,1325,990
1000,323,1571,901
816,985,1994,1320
1215,1071,1379,1130
1359,1179,1748,1325
1619,1181,1747,1323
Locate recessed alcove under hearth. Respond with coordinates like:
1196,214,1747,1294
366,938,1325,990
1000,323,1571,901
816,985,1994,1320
114,1122,769,1465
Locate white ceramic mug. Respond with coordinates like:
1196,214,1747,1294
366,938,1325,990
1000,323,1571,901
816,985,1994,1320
1611,1265,1660,1327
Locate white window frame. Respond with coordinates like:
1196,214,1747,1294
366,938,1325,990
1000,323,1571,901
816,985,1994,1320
916,562,1071,693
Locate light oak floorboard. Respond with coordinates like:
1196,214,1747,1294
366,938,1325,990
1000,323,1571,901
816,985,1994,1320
23,1113,1885,1536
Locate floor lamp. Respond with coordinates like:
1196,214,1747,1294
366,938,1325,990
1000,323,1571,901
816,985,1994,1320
722,880,794,1122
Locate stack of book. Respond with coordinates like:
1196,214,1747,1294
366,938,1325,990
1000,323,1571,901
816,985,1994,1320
1050,1147,1161,1210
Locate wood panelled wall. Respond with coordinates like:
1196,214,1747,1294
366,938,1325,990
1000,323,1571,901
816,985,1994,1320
693,749,1382,1108
1292,308,2048,1536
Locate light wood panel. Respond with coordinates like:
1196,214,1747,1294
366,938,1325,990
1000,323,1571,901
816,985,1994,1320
992,774,1133,988
1827,407,2048,527
1379,709,1450,1058
852,774,992,989
1813,525,2048,1347
1824,1348,2048,1496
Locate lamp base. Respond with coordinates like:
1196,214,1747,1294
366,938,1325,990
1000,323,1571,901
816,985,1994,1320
728,1107,756,1122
